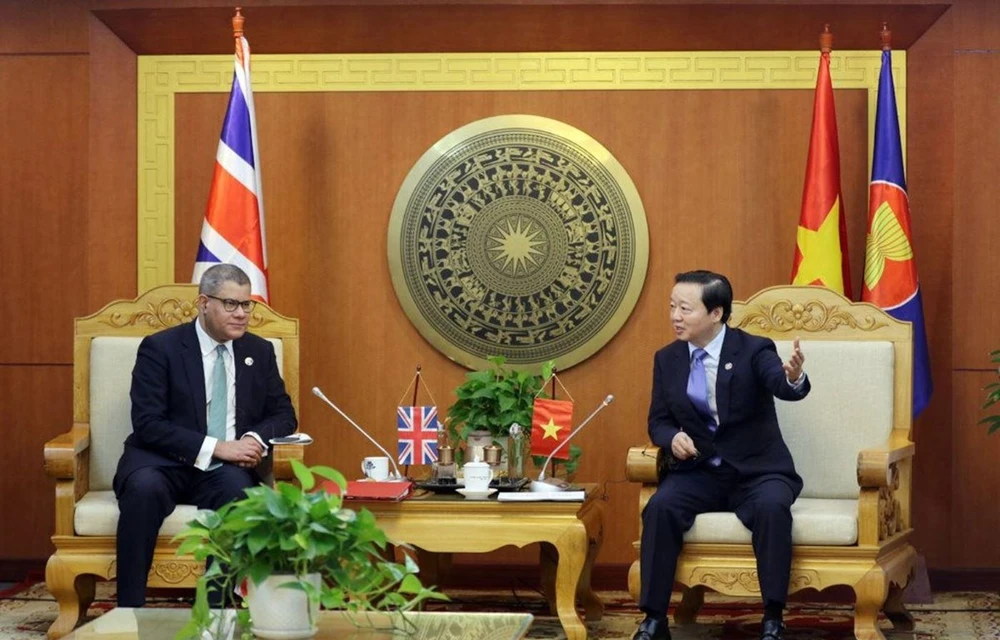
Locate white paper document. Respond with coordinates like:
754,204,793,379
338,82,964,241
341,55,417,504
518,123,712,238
497,491,586,502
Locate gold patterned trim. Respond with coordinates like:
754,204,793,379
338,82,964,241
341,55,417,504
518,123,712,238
879,464,904,540
151,560,205,584
137,50,906,290
100,296,273,330
692,568,819,593
736,300,890,333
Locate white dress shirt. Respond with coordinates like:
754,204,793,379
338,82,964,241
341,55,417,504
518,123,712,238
193,319,266,470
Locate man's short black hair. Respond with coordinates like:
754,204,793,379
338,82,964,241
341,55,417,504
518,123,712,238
675,270,733,323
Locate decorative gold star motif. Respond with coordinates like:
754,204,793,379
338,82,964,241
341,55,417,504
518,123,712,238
487,216,545,276
541,418,563,440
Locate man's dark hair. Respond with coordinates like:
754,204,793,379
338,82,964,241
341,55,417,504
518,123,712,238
675,270,733,323
198,263,251,296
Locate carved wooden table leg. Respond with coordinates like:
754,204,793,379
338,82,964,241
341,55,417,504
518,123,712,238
577,499,605,622
552,522,589,640
415,548,452,588
539,541,559,616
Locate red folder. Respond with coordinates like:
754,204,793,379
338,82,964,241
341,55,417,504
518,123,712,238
318,479,413,501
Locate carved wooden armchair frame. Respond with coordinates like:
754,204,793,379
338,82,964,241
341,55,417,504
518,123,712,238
625,285,916,640
43,284,304,639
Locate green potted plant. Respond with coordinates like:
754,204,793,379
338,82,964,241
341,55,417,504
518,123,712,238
173,460,444,639
982,349,1000,435
446,356,581,475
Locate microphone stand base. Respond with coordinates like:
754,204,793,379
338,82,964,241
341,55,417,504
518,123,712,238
530,478,570,492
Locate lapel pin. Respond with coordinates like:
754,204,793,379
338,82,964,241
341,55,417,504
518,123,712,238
244,357,254,366
724,362,733,371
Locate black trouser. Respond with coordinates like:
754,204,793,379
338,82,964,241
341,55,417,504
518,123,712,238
115,464,254,607
638,461,796,617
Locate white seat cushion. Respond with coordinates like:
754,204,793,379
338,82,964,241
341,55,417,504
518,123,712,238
74,490,199,537
684,498,858,546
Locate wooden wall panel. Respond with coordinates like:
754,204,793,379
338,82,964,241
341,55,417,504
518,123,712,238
0,1,89,54
0,57,89,365
951,371,1000,568
952,0,1000,50
906,8,955,567
0,366,72,558
174,88,869,565
953,53,1000,369
87,14,137,308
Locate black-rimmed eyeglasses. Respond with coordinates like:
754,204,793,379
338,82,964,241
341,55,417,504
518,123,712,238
205,294,256,313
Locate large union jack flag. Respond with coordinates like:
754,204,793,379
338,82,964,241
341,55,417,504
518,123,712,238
192,26,269,301
396,406,439,465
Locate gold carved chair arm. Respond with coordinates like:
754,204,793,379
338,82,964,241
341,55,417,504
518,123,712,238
856,429,914,546
626,444,664,484
44,423,91,536
857,430,915,488
44,423,90,482
272,442,305,481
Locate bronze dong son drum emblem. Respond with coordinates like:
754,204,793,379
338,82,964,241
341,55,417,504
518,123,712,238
388,115,649,370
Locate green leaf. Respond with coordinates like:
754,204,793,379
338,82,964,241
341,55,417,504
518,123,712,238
398,574,423,594
310,465,348,491
291,458,315,491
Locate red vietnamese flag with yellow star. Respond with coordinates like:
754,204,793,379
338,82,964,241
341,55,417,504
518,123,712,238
790,34,853,298
530,398,573,460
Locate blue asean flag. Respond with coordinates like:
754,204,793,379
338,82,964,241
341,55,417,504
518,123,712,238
861,49,933,417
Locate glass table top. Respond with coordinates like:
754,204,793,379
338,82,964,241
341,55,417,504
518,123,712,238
66,607,534,640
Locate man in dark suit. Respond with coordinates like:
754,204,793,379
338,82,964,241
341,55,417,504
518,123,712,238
113,263,297,607
634,271,809,640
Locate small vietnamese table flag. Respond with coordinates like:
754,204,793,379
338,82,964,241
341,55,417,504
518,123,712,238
530,398,574,460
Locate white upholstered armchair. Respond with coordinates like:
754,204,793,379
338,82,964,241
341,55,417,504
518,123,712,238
43,284,303,638
626,285,917,640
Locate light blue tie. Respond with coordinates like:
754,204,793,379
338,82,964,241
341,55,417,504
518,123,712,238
687,348,721,466
207,345,227,470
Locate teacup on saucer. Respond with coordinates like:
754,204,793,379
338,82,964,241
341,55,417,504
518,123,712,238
456,488,498,500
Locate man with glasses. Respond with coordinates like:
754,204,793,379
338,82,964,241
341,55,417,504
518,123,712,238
113,264,297,607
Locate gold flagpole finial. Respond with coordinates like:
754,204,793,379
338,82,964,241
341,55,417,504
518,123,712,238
232,7,245,41
880,22,892,51
819,24,833,54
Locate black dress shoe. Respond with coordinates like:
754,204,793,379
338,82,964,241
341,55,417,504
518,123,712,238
760,618,785,640
632,615,671,640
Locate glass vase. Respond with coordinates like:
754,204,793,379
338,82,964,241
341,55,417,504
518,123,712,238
507,432,526,481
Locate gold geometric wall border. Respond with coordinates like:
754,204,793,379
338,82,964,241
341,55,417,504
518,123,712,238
138,50,905,291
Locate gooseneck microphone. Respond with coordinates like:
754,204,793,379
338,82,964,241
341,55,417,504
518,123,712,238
311,386,404,481
532,394,615,492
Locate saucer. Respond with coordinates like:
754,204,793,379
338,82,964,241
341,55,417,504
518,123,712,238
456,488,498,500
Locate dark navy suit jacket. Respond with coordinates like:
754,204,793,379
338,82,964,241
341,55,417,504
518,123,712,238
113,321,297,496
647,327,809,496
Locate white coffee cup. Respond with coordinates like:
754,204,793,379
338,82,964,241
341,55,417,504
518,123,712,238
361,456,390,482
463,460,494,492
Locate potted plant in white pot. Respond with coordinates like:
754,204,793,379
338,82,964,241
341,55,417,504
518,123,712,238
173,460,444,639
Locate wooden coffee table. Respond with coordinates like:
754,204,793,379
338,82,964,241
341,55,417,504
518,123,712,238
359,484,606,640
